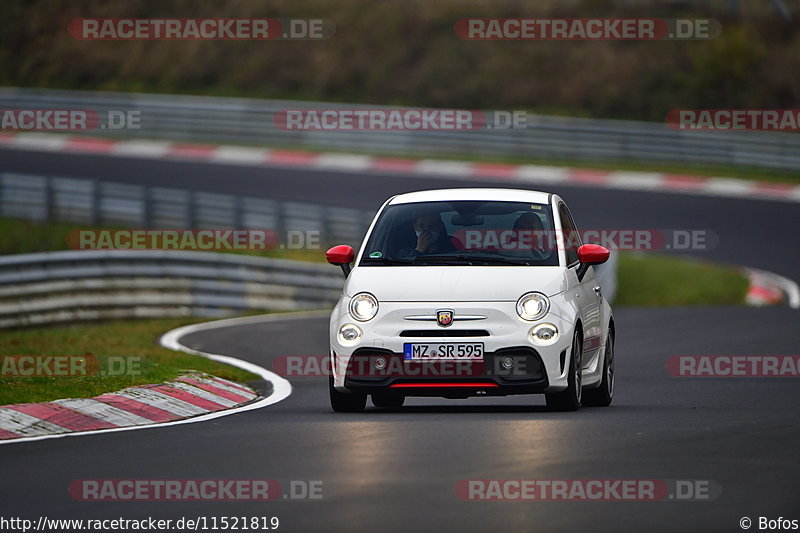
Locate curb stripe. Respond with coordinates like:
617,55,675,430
8,403,116,431
150,384,229,411
187,374,256,399
0,427,20,439
0,408,69,436
93,393,180,423
168,381,239,408
1,132,799,203
113,388,209,417
744,268,800,309
267,150,318,165
207,375,258,397
176,377,253,404
371,157,418,171
168,143,217,159
54,398,154,426
65,137,117,153
112,140,171,157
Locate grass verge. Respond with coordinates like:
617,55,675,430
0,318,260,406
616,252,749,306
0,217,326,262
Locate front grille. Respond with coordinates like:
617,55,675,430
399,329,490,337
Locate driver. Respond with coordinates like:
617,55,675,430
512,212,549,257
410,212,456,255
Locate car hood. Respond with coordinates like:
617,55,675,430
343,266,568,301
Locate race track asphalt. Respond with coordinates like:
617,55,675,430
1,148,798,532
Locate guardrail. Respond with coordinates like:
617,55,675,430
0,247,615,329
0,250,344,328
0,172,374,247
2,87,799,171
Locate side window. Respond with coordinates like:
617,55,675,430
558,203,582,266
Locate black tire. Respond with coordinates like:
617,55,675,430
329,376,366,412
583,331,614,407
372,392,405,409
545,329,582,411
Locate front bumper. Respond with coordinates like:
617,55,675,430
329,300,576,396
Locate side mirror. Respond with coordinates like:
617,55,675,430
326,245,355,277
577,244,610,265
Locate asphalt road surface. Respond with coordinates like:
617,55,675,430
1,308,799,532
1,149,799,532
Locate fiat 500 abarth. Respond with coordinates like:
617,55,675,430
325,188,614,412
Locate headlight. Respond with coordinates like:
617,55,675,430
516,292,550,321
338,324,362,346
529,323,559,346
349,292,378,322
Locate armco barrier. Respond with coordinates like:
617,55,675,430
0,247,617,328
1,88,799,171
0,172,375,247
0,250,344,328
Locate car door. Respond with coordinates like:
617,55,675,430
558,202,605,372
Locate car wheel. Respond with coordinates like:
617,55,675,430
583,331,614,407
329,376,366,412
372,392,405,409
545,329,582,411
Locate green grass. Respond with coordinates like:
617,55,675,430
0,217,81,255
0,217,329,262
0,318,260,406
616,252,749,306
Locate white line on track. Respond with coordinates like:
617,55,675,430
0,310,330,446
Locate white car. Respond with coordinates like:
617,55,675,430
325,188,614,412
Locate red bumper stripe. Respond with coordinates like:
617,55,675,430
389,382,500,389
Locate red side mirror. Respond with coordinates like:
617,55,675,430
326,245,355,265
577,244,610,265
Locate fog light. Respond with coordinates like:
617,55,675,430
374,356,387,370
529,323,559,346
500,356,515,370
337,323,362,347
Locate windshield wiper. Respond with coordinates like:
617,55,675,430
414,254,533,266
361,257,415,265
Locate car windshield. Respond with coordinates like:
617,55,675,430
359,200,559,266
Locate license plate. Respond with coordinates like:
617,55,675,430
403,343,484,361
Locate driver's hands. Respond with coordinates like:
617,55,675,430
415,230,434,252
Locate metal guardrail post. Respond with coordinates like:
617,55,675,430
90,178,100,226
44,176,55,222
142,186,152,228
234,195,244,229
